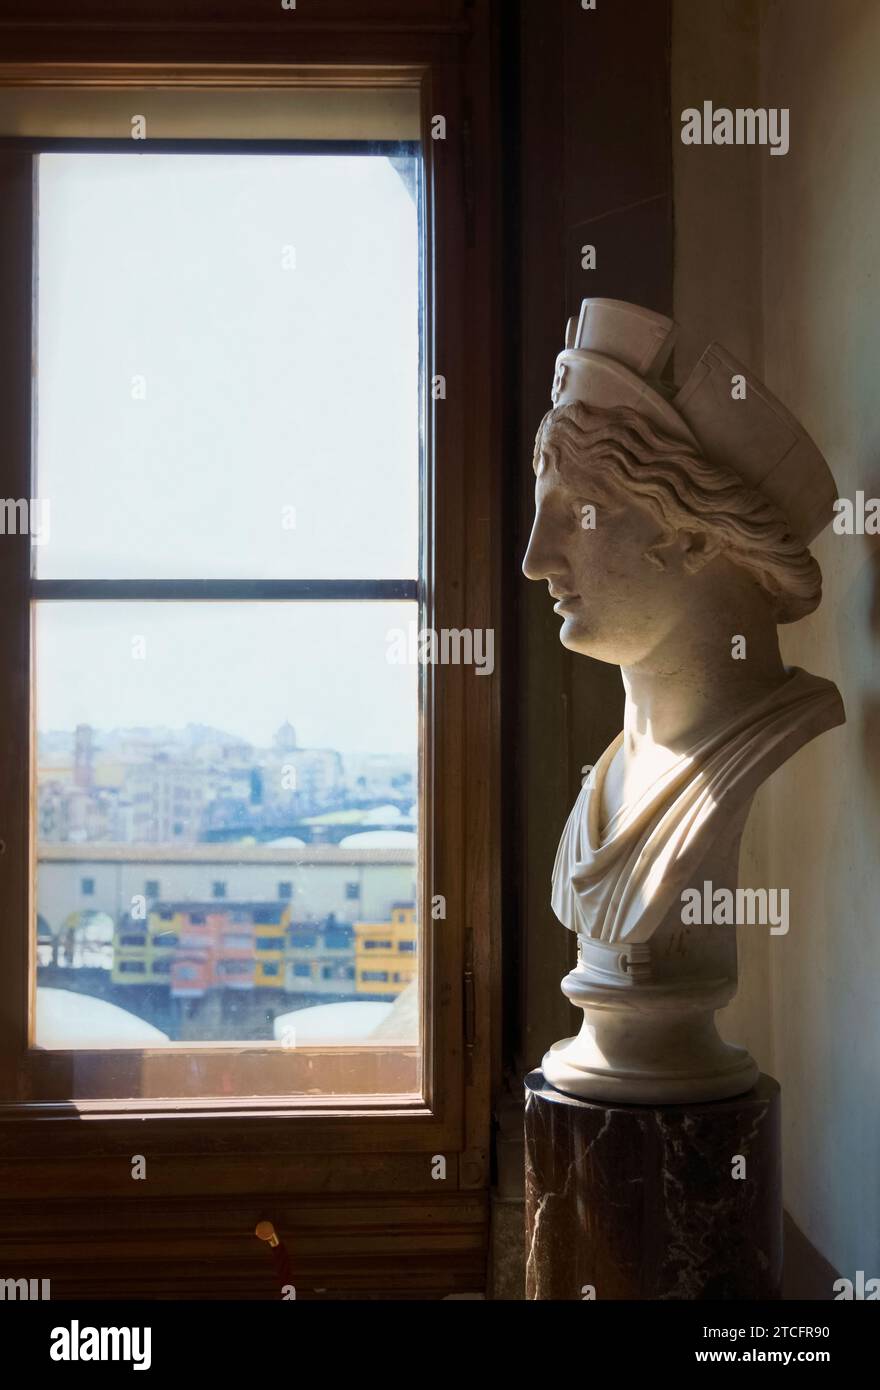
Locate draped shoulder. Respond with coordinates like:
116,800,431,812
550,668,845,943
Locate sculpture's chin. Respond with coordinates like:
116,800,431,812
557,613,642,666
557,621,586,653
557,618,609,662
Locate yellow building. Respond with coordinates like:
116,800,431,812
252,904,290,988
354,902,417,997
147,906,184,985
112,915,150,985
113,905,179,985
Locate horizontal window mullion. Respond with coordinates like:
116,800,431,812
30,579,419,601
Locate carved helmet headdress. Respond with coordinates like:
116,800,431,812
548,298,837,548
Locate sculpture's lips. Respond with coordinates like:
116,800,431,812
551,590,580,612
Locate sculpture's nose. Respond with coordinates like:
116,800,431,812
522,509,550,581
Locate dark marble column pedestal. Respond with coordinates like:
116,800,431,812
525,1068,782,1300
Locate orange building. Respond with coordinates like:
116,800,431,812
141,901,290,998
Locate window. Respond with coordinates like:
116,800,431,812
222,934,251,952
220,960,250,977
362,971,389,983
293,963,312,979
144,880,160,898
21,117,426,1099
398,941,417,952
118,961,146,976
255,936,281,953
80,877,94,896
325,927,353,950
252,909,283,926
0,38,497,1295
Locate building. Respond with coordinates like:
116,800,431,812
342,751,416,806
284,916,356,996
261,744,346,821
111,912,150,986
110,900,355,1001
120,757,209,843
251,903,288,989
214,912,256,992
112,902,180,987
161,904,218,999
37,845,416,945
354,902,418,998
115,901,293,996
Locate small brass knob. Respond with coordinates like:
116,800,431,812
255,1220,280,1248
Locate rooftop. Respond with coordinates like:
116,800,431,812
38,844,416,865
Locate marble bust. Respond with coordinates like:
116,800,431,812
523,298,845,1103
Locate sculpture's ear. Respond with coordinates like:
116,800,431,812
679,528,722,574
644,528,720,573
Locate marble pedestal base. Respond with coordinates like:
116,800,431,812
525,1068,781,1300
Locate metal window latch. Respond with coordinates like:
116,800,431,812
255,1220,280,1248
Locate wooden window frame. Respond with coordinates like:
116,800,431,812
0,2,500,1244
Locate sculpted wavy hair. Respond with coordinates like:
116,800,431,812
533,400,822,623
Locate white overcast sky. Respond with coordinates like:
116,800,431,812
36,600,419,754
35,153,420,753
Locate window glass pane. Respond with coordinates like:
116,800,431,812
34,600,420,1089
35,151,420,579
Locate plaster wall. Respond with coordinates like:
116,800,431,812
674,0,880,1276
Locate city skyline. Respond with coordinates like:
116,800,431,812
38,716,418,761
37,710,416,850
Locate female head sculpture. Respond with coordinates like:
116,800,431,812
523,300,845,1104
530,399,822,631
